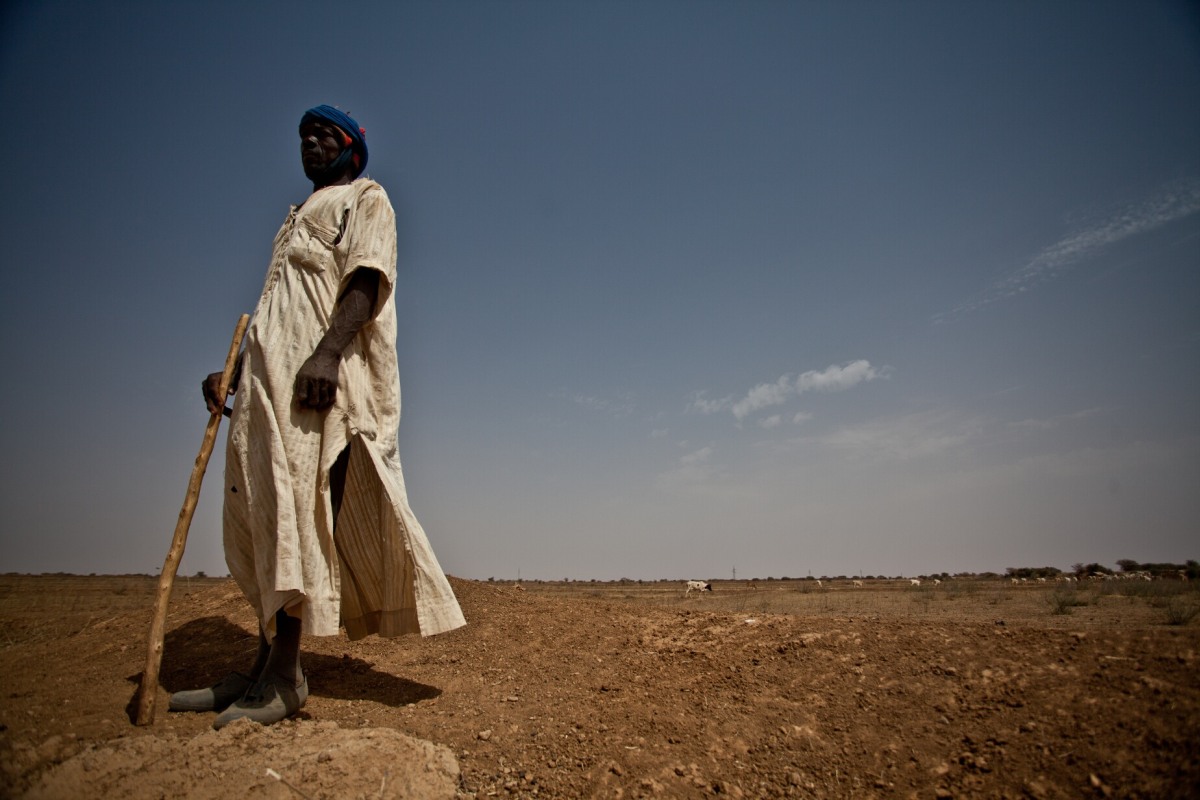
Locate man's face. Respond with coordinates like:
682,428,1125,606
300,120,347,180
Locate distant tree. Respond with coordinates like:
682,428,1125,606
1009,566,1062,579
1118,560,1197,578
195,570,207,579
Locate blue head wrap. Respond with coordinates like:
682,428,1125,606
300,105,368,178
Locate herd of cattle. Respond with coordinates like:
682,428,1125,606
682,571,1190,595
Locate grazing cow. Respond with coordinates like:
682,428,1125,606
909,579,921,587
852,580,863,588
933,579,942,586
815,580,822,588
685,580,712,596
1011,578,1020,585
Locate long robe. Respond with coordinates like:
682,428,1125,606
223,178,465,641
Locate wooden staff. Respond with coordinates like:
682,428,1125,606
134,313,249,726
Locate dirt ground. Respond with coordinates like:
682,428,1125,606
1,574,1198,799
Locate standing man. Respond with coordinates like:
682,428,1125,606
170,105,465,729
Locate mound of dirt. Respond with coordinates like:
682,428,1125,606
23,717,458,800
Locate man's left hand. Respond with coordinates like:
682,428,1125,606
294,350,341,410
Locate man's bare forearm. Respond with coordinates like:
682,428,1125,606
313,268,382,357
293,268,382,410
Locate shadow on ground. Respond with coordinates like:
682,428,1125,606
127,616,441,712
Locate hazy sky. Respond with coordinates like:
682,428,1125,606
1,1,1197,581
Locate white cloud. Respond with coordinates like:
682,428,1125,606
796,359,882,393
650,428,669,438
938,178,1200,321
792,411,813,424
728,360,885,421
731,374,794,420
758,415,782,429
687,391,732,415
656,444,721,490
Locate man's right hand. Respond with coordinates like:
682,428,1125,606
202,371,233,416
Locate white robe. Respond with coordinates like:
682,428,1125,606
223,178,465,640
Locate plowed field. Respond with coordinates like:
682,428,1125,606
1,575,1197,798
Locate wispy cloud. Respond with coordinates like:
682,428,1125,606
731,375,796,420
554,389,636,417
687,391,734,415
699,360,886,422
937,179,1200,322
808,411,984,462
1008,407,1104,432
655,444,721,489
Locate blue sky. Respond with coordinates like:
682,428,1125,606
1,0,1197,581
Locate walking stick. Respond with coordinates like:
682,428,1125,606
134,313,249,726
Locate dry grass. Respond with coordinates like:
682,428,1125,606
511,577,1199,630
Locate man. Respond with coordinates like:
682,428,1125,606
170,105,465,729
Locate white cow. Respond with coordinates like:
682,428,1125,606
852,580,863,588
909,579,921,587
933,579,942,586
685,580,712,596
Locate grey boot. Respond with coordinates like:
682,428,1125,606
213,609,306,729
168,672,254,713
212,672,308,729
168,625,271,713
